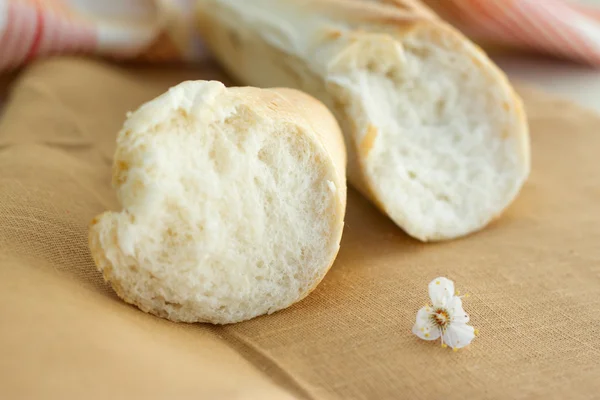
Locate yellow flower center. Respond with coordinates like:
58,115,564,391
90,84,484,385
430,308,451,331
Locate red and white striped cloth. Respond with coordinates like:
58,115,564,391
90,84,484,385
0,0,96,70
0,0,203,71
424,0,600,66
1,0,600,71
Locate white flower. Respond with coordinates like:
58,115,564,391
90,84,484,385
412,277,478,351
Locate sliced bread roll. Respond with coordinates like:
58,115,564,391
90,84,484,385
197,0,531,241
89,81,347,324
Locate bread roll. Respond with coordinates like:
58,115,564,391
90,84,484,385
196,0,531,241
89,81,347,324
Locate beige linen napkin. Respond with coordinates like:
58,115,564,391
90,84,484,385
0,58,599,400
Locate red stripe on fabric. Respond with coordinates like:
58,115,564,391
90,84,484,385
484,0,542,50
554,1,600,61
25,0,44,61
43,5,68,56
1,1,30,69
41,5,97,55
541,2,600,65
453,0,514,42
516,0,569,52
521,0,591,62
497,0,576,61
36,5,53,56
3,0,33,70
12,2,37,67
467,0,600,65
430,0,600,66
472,0,530,46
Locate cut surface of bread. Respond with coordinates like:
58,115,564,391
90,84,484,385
89,81,347,324
197,0,531,241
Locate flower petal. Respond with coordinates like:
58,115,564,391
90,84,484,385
412,324,441,341
443,323,475,349
415,305,432,324
428,277,455,307
412,306,441,341
448,296,470,324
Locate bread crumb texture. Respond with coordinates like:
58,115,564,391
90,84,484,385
197,0,531,241
329,24,530,241
89,81,345,324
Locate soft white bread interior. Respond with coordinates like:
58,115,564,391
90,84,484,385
197,0,531,241
89,81,347,324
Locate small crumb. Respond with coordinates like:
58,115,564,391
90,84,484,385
117,160,130,172
359,125,378,157
325,29,342,40
178,108,189,119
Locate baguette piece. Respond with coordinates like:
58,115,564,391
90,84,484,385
197,0,531,241
89,81,347,324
